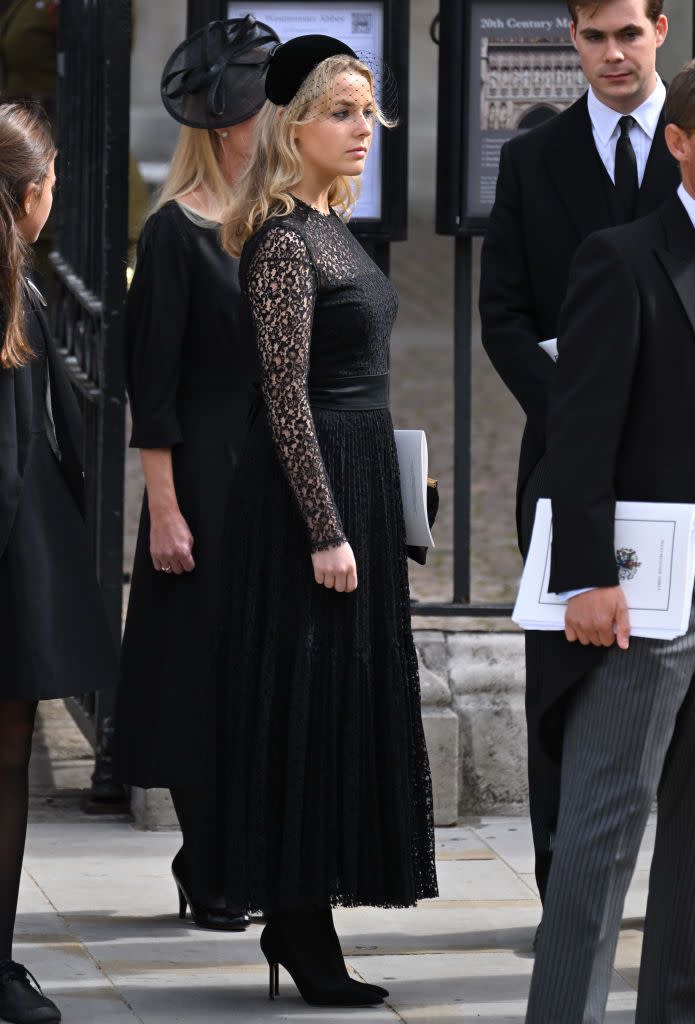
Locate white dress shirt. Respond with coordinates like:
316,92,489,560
559,182,694,602
588,75,666,185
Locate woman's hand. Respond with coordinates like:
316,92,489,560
150,508,195,575
139,448,195,576
311,542,358,593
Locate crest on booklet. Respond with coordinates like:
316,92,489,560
616,547,642,582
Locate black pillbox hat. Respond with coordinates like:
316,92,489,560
265,34,358,106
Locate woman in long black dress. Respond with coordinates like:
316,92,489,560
0,101,116,1024
219,36,438,1006
113,17,279,931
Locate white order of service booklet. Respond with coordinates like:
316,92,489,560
538,338,559,361
394,430,435,549
513,499,695,640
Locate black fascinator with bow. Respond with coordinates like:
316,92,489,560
161,15,280,130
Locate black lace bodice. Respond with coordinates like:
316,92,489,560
240,198,399,552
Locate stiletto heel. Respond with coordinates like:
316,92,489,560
267,961,279,1000
171,851,250,931
177,884,187,920
260,915,383,1007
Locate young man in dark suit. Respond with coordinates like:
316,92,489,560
479,0,679,903
525,60,695,1021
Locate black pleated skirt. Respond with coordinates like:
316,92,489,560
0,432,117,700
218,407,438,912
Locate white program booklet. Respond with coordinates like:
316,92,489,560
394,430,435,549
513,498,695,640
538,337,559,361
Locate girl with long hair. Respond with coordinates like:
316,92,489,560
217,35,438,1006
0,100,116,1024
114,17,279,932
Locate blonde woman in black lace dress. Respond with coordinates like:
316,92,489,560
219,35,437,1007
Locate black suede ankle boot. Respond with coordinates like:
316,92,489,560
319,908,389,998
261,910,384,1007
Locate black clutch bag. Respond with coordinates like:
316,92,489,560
407,477,439,566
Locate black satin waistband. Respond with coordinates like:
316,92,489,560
308,373,390,411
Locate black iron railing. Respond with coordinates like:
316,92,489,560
51,0,131,804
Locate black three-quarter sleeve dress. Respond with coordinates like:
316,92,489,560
114,201,260,787
217,198,438,913
0,288,116,699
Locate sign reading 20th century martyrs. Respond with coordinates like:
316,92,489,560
466,2,585,220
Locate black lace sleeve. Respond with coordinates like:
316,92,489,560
245,224,347,552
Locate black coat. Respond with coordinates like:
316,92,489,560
115,202,260,788
479,92,679,520
0,294,84,558
0,288,116,699
536,192,695,757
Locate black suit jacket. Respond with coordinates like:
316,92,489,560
536,192,695,755
479,92,679,527
0,290,84,557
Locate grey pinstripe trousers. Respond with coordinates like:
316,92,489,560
525,599,695,1023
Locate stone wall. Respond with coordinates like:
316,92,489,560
418,631,527,824
130,0,185,162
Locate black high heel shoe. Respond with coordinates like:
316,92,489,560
172,854,249,932
0,960,61,1023
320,908,389,998
260,913,384,1007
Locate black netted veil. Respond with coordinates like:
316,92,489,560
264,33,399,123
161,16,280,129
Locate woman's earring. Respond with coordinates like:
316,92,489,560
220,131,229,139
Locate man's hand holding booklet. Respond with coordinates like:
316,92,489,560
513,499,695,642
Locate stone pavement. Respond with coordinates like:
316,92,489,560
18,701,653,1023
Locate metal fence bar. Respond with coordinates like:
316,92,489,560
452,234,472,606
414,229,514,618
51,0,131,805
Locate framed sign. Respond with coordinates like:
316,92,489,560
437,0,585,235
226,0,408,239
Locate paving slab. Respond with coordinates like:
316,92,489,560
18,704,655,1022
13,874,138,1023
15,815,655,1022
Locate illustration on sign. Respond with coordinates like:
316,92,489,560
466,2,586,219
228,2,385,221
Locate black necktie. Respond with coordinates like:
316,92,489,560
614,115,639,222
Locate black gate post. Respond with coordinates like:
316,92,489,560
452,234,472,606
187,0,225,33
88,0,131,805
51,0,131,808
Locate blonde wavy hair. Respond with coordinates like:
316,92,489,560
150,125,230,218
221,55,393,257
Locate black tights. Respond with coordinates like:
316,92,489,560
0,700,37,962
170,786,224,907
